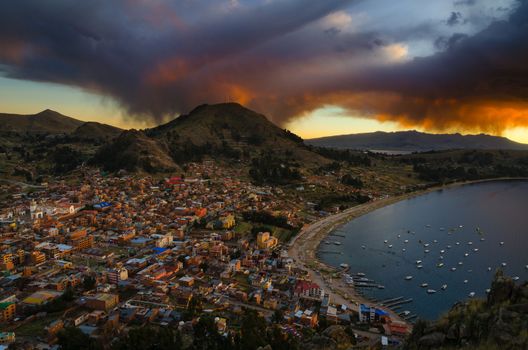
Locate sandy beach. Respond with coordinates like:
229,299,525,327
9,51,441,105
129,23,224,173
287,177,528,328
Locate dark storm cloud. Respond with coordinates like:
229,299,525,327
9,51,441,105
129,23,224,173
0,0,527,134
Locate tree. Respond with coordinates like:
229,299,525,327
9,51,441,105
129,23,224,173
57,327,101,350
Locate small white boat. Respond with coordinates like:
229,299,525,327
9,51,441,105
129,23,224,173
456,242,460,245
361,245,366,249
486,288,491,293
487,267,492,271
473,248,479,252
388,244,393,248
424,243,430,247
424,249,430,253
525,265,528,270
459,225,464,228
427,289,436,294
402,248,406,252
377,285,385,289
384,240,388,244
464,279,468,284
451,267,457,272
500,242,505,246
464,253,469,257
426,224,431,228
439,256,444,260
440,250,445,254
334,241,341,245
441,284,447,290
501,262,507,267
417,265,423,269
469,292,475,298
405,276,413,280
357,272,366,277
447,245,452,249
404,240,409,244
513,276,520,281
397,234,401,238
433,239,438,243
416,260,422,264
437,263,444,268
340,263,349,269
480,238,485,241
402,310,411,316
458,261,463,266
468,241,473,245
421,283,429,288
324,241,331,245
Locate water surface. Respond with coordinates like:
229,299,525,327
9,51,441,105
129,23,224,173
318,180,528,320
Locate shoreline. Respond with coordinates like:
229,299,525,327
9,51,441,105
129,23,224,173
287,177,528,329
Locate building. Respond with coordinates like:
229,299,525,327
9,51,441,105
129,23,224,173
86,293,119,311
22,290,62,306
29,251,46,265
294,281,324,301
256,232,278,250
0,302,16,322
0,332,15,344
359,304,389,323
107,267,128,284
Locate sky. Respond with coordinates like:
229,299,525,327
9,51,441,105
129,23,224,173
1,0,528,143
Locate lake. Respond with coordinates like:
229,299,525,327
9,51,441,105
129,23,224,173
317,180,528,320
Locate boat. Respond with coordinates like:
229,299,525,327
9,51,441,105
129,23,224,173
433,240,438,243
417,265,423,269
416,260,422,264
405,276,413,280
469,292,475,298
464,279,468,284
473,248,479,252
426,224,431,228
437,263,444,268
464,253,469,257
404,240,409,243
513,276,520,281
424,243,430,247
501,262,507,267
459,225,464,228
324,241,331,245
487,267,492,271
451,267,457,271
486,288,491,293
440,250,445,254
458,261,463,266
439,255,444,260
357,272,366,277
361,245,366,249
447,245,452,249
388,244,393,248
525,265,528,270
384,240,388,244
334,241,341,245
427,289,436,294
456,242,460,245
468,241,473,245
397,234,401,238
480,238,485,241
402,248,406,252
402,310,411,316
500,241,505,246
340,263,349,269
377,285,385,289
424,249,430,253
421,283,429,288
441,284,448,290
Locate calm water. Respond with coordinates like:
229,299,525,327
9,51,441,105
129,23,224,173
318,180,528,320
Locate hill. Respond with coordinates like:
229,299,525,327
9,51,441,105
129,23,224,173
94,103,328,174
0,109,84,134
306,130,528,152
72,122,122,141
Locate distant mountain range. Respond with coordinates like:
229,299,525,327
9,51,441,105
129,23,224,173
306,130,528,152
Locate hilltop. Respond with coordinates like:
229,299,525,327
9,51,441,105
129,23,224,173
0,109,84,134
306,130,528,152
72,122,122,141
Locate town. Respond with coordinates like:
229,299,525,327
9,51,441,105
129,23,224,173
0,162,410,349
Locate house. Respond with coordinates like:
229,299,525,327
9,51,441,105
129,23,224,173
294,280,324,301
86,293,119,311
256,232,278,250
0,302,15,322
359,304,389,323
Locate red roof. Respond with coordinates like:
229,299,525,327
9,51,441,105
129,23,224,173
294,280,320,294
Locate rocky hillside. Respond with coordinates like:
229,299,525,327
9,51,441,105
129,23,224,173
405,271,528,349
306,130,528,152
72,122,122,141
